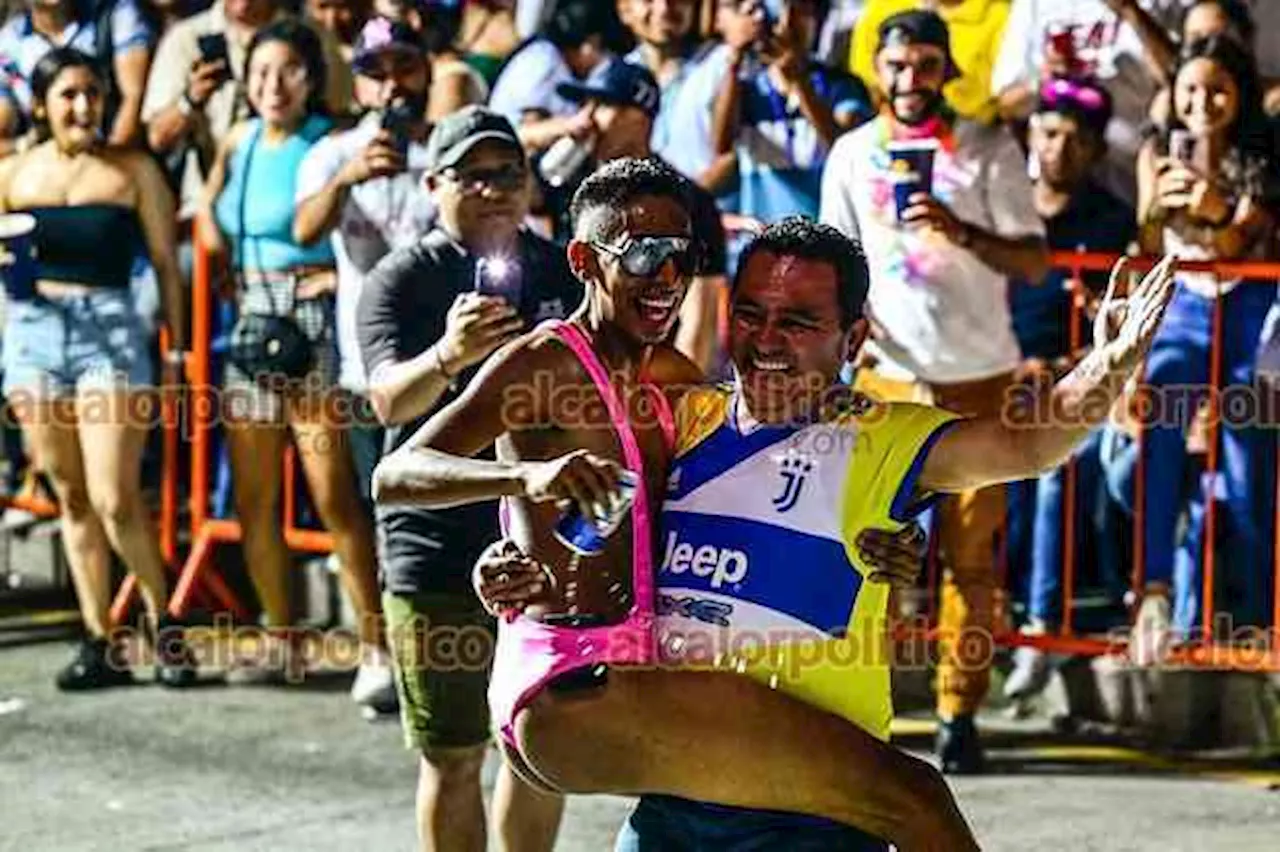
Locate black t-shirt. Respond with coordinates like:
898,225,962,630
356,228,583,595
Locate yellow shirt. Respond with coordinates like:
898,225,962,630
849,0,1010,125
659,386,958,739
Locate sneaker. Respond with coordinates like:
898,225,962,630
1130,593,1171,667
154,618,198,688
55,638,134,691
935,714,986,775
225,630,297,686
350,647,398,713
1003,645,1051,702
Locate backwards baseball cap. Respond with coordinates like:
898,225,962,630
556,60,661,118
352,16,423,75
877,9,961,81
424,105,523,173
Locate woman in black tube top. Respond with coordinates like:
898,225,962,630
0,48,197,690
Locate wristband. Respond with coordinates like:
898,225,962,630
177,91,198,116
432,345,457,386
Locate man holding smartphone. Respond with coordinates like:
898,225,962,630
294,16,439,514
355,105,581,852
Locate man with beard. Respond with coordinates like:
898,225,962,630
820,9,1050,773
306,0,371,62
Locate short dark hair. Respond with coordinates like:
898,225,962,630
543,0,627,53
1185,0,1255,47
245,20,329,117
570,157,693,244
733,217,870,330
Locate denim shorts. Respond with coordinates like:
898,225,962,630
2,289,153,397
614,795,890,852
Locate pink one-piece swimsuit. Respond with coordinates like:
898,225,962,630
488,320,675,749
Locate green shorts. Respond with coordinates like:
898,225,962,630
383,591,496,751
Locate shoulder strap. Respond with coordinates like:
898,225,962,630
549,321,655,617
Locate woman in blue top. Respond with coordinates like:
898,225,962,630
196,21,389,702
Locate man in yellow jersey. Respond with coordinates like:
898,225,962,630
849,0,1009,124
472,217,1176,849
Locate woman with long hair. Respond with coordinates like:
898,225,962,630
1133,35,1279,653
0,47,193,689
195,21,393,708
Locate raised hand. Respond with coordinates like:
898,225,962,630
1093,254,1178,375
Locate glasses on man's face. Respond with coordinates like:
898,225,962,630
591,235,695,280
441,164,527,195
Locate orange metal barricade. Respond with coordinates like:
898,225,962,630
166,239,334,621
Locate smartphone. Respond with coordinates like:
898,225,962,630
379,100,417,159
1168,129,1196,166
197,33,228,66
474,256,523,307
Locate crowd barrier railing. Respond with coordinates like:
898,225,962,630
904,250,1280,671
166,238,334,620
9,231,1280,670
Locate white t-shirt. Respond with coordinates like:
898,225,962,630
626,42,731,182
489,38,613,126
296,115,438,393
820,117,1043,385
991,0,1162,204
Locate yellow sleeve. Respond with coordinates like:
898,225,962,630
672,386,730,457
840,401,961,550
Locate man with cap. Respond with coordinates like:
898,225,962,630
820,8,1050,773
355,104,581,851
1003,75,1137,704
848,0,1009,124
295,15,440,520
547,59,730,375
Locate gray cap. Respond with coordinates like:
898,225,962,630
424,105,524,173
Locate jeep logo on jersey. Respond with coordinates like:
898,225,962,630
772,455,814,513
660,532,748,589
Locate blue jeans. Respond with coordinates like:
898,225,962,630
614,796,889,852
1027,431,1128,626
1141,280,1277,635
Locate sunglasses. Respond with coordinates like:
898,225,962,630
591,236,695,279
441,164,527,195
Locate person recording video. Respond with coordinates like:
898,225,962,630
354,104,581,852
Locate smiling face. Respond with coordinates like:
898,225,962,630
876,42,949,125
729,251,864,424
246,39,313,127
626,0,697,48
1174,55,1240,138
41,64,104,152
431,139,531,252
572,194,692,346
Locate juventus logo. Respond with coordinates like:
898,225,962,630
772,455,814,513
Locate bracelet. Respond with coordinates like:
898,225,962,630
177,90,198,116
432,345,456,382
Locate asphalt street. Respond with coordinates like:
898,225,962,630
3,639,1280,851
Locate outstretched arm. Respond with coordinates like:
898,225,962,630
371,335,624,516
918,255,1177,493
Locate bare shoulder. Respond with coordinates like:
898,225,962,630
646,344,705,385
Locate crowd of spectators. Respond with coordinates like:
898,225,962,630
2,0,1279,805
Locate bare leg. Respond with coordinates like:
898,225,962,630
416,745,487,852
225,418,290,626
77,388,169,626
514,670,979,852
288,395,384,649
491,758,564,852
17,397,112,637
